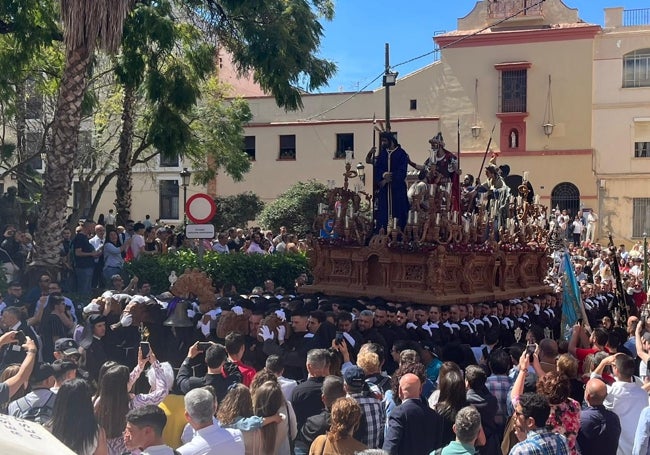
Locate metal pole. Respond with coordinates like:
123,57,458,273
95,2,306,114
183,184,187,228
385,43,391,132
643,232,648,292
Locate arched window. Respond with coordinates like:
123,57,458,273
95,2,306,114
623,48,650,88
551,182,580,217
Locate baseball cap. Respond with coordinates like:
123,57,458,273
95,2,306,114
343,366,366,389
30,362,54,384
55,338,80,356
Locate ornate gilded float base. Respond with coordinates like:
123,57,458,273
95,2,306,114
302,235,552,305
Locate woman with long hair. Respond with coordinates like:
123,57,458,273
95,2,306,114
47,378,107,455
39,293,74,362
251,381,297,455
94,349,170,455
309,397,367,455
218,383,283,454
428,361,463,408
143,226,161,255
103,229,129,285
433,367,468,448
0,363,27,413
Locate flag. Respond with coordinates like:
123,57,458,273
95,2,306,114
560,250,585,339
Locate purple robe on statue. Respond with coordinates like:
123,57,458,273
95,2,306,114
374,145,409,232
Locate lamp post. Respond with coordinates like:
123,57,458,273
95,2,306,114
180,167,191,227
382,43,397,132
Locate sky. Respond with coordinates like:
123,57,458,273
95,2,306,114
316,0,650,93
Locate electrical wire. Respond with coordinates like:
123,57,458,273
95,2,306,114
305,0,547,120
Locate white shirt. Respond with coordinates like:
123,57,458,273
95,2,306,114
130,233,145,259
278,375,298,402
212,242,229,254
142,445,176,455
603,378,648,455
177,424,244,455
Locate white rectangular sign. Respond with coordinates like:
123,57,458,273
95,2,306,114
0,415,76,454
185,224,215,239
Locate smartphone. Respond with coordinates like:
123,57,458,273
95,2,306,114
335,331,344,345
197,342,212,352
577,318,583,326
14,330,26,345
140,341,150,358
526,343,538,361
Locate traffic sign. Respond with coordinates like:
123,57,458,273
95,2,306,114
185,224,215,239
186,193,216,224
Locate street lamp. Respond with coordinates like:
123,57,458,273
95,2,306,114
356,162,366,185
180,167,191,226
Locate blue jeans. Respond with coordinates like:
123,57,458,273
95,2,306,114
103,266,123,286
75,267,94,296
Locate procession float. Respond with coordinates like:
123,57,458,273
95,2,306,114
302,128,553,305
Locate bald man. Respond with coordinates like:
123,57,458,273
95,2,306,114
577,378,621,455
383,373,443,455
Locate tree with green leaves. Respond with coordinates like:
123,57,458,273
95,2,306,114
212,192,264,232
259,180,328,235
20,0,336,272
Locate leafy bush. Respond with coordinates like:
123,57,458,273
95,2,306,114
259,180,328,235
124,250,309,295
212,192,264,231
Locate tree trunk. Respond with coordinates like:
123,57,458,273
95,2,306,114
115,85,136,226
33,45,91,273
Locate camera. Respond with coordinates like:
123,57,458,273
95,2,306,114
335,331,344,345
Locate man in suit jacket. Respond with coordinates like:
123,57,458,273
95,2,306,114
0,306,40,367
383,373,443,455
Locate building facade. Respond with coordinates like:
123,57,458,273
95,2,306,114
215,0,650,244
593,7,650,243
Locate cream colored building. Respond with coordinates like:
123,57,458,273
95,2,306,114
5,1,647,241
593,7,650,243
213,0,650,245
218,1,595,222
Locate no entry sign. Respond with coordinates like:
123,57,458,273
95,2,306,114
185,193,216,224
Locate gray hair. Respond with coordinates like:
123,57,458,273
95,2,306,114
306,348,331,370
184,388,216,425
359,310,374,318
147,362,175,392
454,406,481,443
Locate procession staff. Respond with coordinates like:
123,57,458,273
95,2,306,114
608,233,631,326
476,124,497,183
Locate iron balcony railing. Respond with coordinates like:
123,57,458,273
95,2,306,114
624,8,650,27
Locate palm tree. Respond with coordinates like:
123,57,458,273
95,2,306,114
33,1,132,270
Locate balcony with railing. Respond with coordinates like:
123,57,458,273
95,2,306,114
606,7,650,28
624,8,650,27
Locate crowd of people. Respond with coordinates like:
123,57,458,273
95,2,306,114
0,278,646,454
2,210,650,455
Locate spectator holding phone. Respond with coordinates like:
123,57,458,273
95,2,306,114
176,342,242,403
0,306,40,368
0,331,37,407
95,347,169,455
